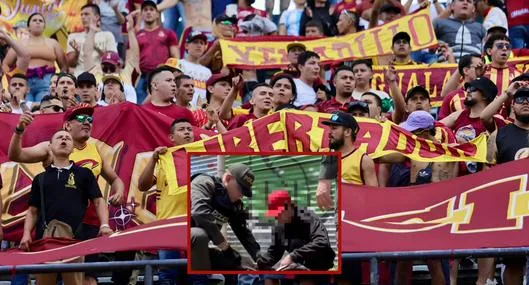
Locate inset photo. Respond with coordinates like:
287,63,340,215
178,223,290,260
187,152,341,275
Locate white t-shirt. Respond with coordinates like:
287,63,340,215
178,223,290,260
9,101,33,114
293,79,317,107
410,4,439,20
67,31,118,76
352,89,391,101
180,59,212,108
279,8,304,36
483,7,509,34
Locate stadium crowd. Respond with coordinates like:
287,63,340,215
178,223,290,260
1,0,529,284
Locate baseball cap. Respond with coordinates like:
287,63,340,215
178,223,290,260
348,101,370,114
380,3,401,14
77,72,97,87
514,87,529,99
187,31,208,43
487,26,507,35
141,0,157,10
215,14,237,25
266,190,292,218
228,164,255,198
406,85,430,102
392,31,411,45
287,42,307,52
63,104,94,122
322,111,360,132
464,77,498,101
400,110,435,133
206,73,232,87
102,51,121,66
512,73,529,83
102,74,124,91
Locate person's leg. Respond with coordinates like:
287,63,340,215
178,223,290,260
111,251,137,285
426,259,446,285
477,258,496,285
504,258,525,285
36,273,59,285
450,259,459,285
395,261,413,285
157,250,181,285
63,270,84,285
190,227,212,270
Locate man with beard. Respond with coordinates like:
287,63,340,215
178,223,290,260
317,66,355,113
138,116,194,284
228,83,274,130
484,87,529,285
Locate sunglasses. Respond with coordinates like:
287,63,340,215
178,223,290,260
220,20,234,26
102,65,117,73
74,114,93,123
42,105,64,112
494,43,512,50
514,96,529,104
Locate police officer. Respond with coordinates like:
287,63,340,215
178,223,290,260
190,163,261,271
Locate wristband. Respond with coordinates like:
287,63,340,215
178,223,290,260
100,224,110,229
15,126,24,135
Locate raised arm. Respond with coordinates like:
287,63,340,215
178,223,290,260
198,40,221,67
0,31,30,73
219,75,244,121
8,113,50,163
439,110,462,130
53,39,68,72
386,65,406,124
157,0,179,11
126,11,140,71
369,0,383,28
138,147,167,191
440,69,462,98
361,155,379,187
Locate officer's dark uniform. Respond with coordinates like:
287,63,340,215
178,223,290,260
190,164,260,271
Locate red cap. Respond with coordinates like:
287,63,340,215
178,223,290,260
102,51,121,66
63,104,94,122
266,190,292,218
206,73,232,87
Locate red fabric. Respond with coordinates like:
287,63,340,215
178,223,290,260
317,97,356,113
137,27,179,73
439,88,465,120
227,113,257,130
505,0,529,27
435,122,457,144
142,103,197,126
334,0,357,14
193,109,229,129
513,48,529,57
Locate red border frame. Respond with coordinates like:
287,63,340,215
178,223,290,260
186,151,342,275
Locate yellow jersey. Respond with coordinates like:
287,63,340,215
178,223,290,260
154,163,187,219
342,146,367,185
70,140,103,178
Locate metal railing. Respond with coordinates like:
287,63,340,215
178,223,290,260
2,247,529,285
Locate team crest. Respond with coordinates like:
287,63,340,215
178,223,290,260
66,173,76,189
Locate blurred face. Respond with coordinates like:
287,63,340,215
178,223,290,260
350,108,369,117
57,76,76,98
337,13,354,35
392,39,411,57
8,78,29,101
328,125,347,149
299,56,321,81
78,82,98,104
208,80,232,102
186,39,207,59
153,71,177,101
406,93,431,112
103,80,124,103
177,78,195,104
305,26,323,37
272,78,295,106
451,0,475,20
169,121,194,146
475,0,487,14
218,21,236,38
28,14,45,35
101,63,119,74
353,64,373,87
361,94,382,118
50,131,73,157
294,0,306,5
251,86,274,112
277,205,294,224
513,95,529,124
463,57,485,81
142,6,159,24
50,75,58,96
16,27,30,40
287,47,305,65
65,114,93,141
81,7,99,28
334,70,355,95
488,40,512,65
40,99,64,114
223,173,244,203
380,11,399,23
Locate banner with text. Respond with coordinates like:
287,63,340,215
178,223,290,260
219,8,437,69
342,158,529,252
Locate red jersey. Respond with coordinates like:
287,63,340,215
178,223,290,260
137,27,179,73
228,113,257,130
439,88,465,120
142,103,197,126
505,0,529,27
193,109,229,129
435,122,457,144
485,64,522,117
317,97,355,113
453,109,505,142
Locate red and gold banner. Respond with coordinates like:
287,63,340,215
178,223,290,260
342,158,529,252
220,8,438,69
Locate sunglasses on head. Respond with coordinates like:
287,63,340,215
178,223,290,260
74,114,93,123
42,105,64,112
494,43,512,50
514,96,529,104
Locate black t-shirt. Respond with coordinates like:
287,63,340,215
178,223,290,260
496,123,529,164
29,164,103,237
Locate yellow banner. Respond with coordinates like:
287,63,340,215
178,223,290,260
219,8,437,68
